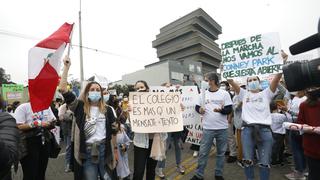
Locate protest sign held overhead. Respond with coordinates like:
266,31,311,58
150,86,200,125
221,33,283,81
129,92,183,133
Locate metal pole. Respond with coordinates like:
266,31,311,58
79,0,84,82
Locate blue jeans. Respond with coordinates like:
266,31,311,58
64,133,72,167
83,143,108,180
241,126,273,180
158,133,182,168
289,131,306,173
195,129,228,178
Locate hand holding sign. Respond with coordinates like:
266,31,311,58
199,107,205,114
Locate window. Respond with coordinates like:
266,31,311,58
189,64,195,72
197,66,201,73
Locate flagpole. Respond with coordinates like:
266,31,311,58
67,23,74,56
79,0,84,83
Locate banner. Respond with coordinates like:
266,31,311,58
150,86,200,125
1,84,24,100
129,92,183,133
221,32,282,81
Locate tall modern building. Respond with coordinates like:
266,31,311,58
152,8,222,74
120,8,222,86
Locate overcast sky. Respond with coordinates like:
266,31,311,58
0,0,319,85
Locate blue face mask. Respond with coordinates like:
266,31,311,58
103,94,110,102
248,80,260,91
88,91,101,102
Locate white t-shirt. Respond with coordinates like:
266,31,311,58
289,96,307,120
198,89,233,130
271,112,292,134
239,88,276,125
14,102,56,124
86,106,106,143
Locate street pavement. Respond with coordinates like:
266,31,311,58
13,142,293,180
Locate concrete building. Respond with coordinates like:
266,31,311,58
122,59,203,86
152,8,222,74
119,8,222,86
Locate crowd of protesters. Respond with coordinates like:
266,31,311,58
0,52,319,180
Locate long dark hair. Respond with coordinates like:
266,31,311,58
134,80,150,92
306,89,320,106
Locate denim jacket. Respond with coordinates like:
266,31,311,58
133,133,168,149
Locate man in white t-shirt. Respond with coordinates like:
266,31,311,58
14,102,56,180
190,72,233,180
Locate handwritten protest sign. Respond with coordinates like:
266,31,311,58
185,116,203,145
129,92,183,133
150,86,200,125
221,33,282,81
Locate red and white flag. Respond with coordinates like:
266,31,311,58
28,22,73,112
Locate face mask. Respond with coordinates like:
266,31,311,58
88,91,101,102
137,89,147,92
220,85,226,90
201,81,209,90
103,94,110,102
248,80,260,91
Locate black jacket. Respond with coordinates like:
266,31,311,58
0,112,19,178
62,91,118,180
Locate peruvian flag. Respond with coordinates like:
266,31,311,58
28,22,73,112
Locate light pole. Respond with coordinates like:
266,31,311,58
79,0,84,82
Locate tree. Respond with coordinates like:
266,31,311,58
0,67,11,86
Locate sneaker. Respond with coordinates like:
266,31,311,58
157,168,165,179
237,160,245,168
215,176,225,180
193,151,198,157
227,156,237,163
190,175,203,180
285,171,306,180
64,164,71,173
176,165,185,174
225,151,230,156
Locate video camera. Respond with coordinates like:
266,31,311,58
283,18,320,91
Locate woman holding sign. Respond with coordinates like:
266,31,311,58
131,80,168,180
227,50,287,180
59,56,117,180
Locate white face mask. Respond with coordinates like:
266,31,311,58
201,81,209,90
220,85,226,90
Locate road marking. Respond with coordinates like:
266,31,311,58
155,147,216,180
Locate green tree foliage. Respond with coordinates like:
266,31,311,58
0,67,11,86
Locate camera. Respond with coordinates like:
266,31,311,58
283,18,320,91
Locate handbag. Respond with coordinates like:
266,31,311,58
84,117,97,138
48,131,61,158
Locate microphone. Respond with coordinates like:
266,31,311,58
289,33,320,55
289,18,320,55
